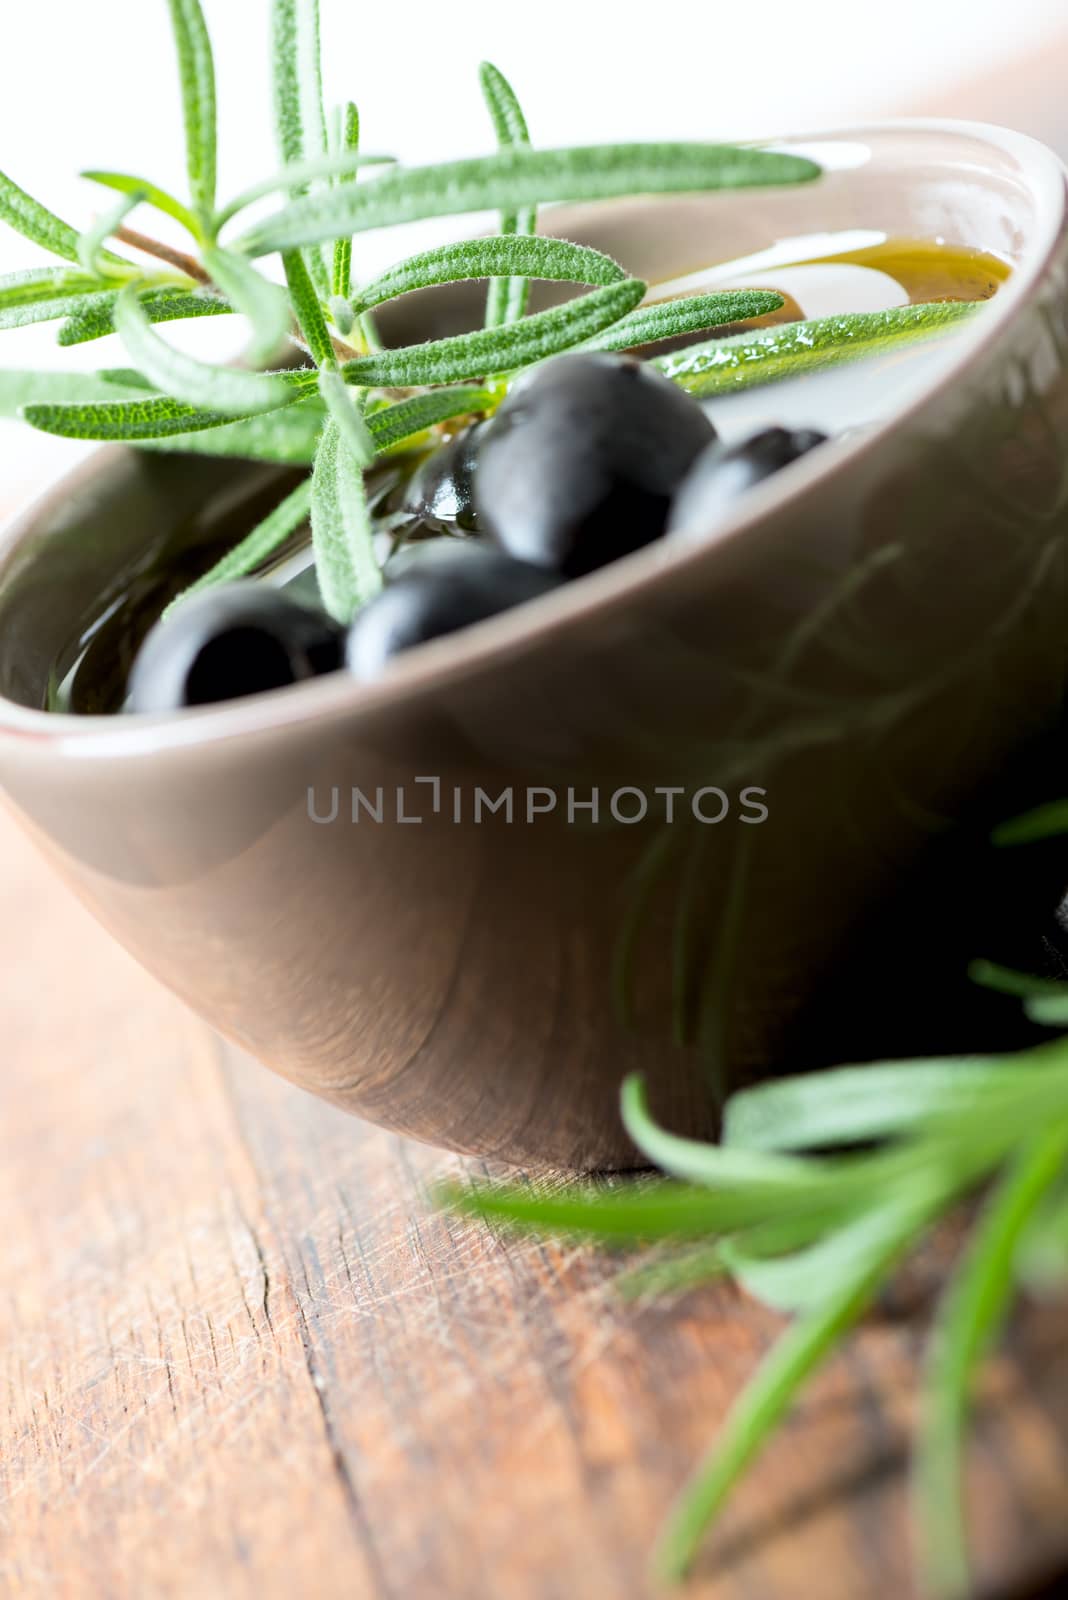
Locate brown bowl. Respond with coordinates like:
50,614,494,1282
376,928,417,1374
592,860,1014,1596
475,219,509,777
1,121,1067,1169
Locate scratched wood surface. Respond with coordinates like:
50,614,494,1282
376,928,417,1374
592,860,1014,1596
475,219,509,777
3,802,1068,1600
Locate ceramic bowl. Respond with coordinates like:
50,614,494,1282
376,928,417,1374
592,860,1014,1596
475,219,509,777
2,120,1067,1169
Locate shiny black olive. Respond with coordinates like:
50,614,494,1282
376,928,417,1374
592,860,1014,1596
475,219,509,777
401,421,487,533
346,544,561,679
667,426,828,536
127,583,344,712
474,352,717,577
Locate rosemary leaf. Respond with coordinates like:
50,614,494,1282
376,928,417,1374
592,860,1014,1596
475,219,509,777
968,959,1068,999
0,369,150,418
302,0,329,166
271,0,330,295
480,62,535,328
149,385,489,495
341,277,645,387
22,371,314,440
992,800,1068,844
653,1185,941,1583
78,190,147,278
0,266,101,310
97,368,157,391
215,150,396,230
723,1198,942,1315
136,396,326,462
309,417,380,622
113,285,292,415
0,168,89,265
329,296,355,335
82,170,202,239
622,1075,837,1194
284,248,334,367
0,287,117,334
656,301,979,396
165,479,314,615
365,386,492,451
202,246,289,363
1017,1187,1068,1291
354,234,626,312
235,142,821,257
272,0,327,175
319,366,374,466
442,1178,782,1243
480,62,532,160
722,1057,1033,1152
332,101,360,301
23,394,230,440
165,0,217,222
583,288,785,351
1026,993,1068,1027
58,285,231,347
915,1122,1068,1599
142,385,487,465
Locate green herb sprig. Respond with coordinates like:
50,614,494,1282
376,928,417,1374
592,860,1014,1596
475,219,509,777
0,0,979,623
446,799,1068,1598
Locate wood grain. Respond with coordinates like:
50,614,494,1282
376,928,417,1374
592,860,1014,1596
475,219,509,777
2,799,1068,1600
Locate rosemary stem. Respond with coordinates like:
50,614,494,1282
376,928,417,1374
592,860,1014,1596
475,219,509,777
914,1119,1068,1599
652,1184,945,1583
114,225,211,285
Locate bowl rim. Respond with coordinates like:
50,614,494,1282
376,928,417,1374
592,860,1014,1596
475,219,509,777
1,115,1065,762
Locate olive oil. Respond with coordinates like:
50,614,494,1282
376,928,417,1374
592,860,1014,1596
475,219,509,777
648,233,1010,447
807,237,1009,303
650,234,1008,317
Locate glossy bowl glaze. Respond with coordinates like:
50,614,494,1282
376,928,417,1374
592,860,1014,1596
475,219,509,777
2,121,1067,1169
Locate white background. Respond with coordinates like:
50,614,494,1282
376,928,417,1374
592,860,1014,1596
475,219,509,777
0,0,1066,499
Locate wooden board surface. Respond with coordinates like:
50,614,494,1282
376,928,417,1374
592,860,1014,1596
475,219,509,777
2,800,1068,1600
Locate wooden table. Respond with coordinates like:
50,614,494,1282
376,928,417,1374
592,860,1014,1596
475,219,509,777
3,799,1068,1600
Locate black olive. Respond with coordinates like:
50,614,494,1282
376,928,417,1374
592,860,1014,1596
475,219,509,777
667,426,828,536
401,421,487,533
127,583,344,712
474,352,717,577
346,544,562,679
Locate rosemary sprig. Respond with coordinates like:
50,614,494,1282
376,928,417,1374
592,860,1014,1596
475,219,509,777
0,0,987,622
166,0,217,226
446,798,1068,1598
480,62,536,329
